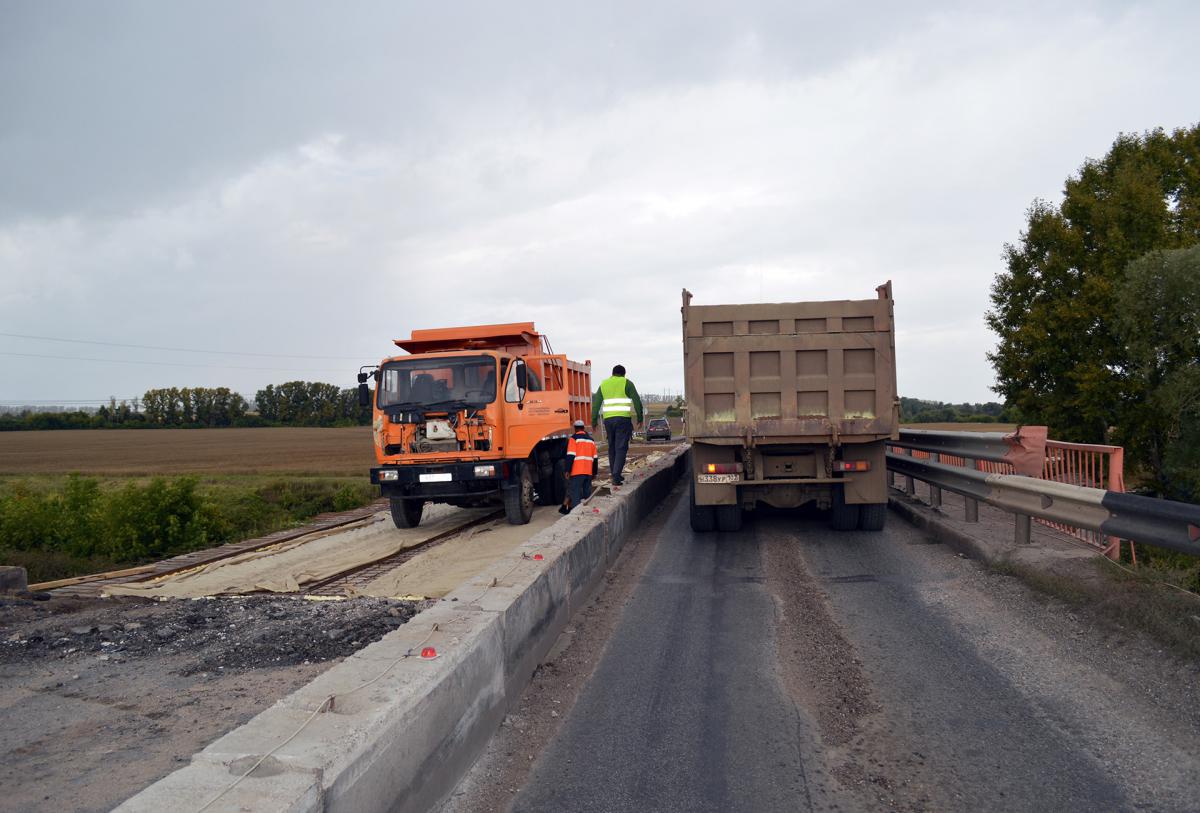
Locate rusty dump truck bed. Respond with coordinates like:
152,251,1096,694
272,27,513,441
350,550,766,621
682,283,898,444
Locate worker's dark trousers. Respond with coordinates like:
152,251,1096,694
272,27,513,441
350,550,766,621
604,416,633,483
568,474,592,509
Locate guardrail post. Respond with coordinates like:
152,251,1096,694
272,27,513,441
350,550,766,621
1015,513,1031,544
902,447,915,495
929,453,943,508
963,456,979,522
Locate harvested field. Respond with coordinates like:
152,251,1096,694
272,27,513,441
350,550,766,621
0,426,372,476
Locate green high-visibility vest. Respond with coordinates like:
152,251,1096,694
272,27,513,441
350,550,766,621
599,376,633,418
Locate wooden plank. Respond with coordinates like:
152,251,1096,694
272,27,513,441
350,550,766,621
31,565,158,591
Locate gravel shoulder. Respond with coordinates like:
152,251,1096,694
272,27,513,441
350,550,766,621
767,508,1200,812
0,592,417,812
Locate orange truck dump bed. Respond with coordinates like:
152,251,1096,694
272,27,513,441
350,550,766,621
682,284,898,533
358,323,591,526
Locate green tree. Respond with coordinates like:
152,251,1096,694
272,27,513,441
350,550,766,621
1115,246,1200,499
987,125,1200,443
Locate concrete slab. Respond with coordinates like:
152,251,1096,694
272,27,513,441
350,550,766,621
0,566,28,594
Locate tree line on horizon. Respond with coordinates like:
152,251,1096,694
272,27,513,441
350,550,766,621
899,397,1012,424
0,381,371,431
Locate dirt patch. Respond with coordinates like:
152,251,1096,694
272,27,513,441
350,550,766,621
0,591,418,812
760,525,931,812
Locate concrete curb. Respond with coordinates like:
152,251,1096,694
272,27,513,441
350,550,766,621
116,446,690,813
887,488,1101,576
887,491,1006,564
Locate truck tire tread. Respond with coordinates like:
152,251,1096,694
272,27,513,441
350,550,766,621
390,497,424,529
505,466,535,525
715,504,742,532
689,481,716,533
858,502,887,531
830,485,860,531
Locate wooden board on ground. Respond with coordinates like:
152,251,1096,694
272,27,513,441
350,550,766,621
104,504,492,599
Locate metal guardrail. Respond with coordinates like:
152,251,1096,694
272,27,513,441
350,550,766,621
887,432,1200,557
895,427,1046,476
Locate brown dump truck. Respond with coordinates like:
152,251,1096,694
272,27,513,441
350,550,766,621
682,283,898,532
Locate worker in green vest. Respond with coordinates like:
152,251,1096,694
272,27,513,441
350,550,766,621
591,364,643,486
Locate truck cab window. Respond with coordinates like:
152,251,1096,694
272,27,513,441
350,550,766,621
506,360,524,402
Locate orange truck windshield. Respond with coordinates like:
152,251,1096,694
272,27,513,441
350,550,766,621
378,355,497,409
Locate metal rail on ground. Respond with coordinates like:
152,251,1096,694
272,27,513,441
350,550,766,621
306,510,503,595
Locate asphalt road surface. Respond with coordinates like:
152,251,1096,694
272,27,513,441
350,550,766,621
499,490,1200,812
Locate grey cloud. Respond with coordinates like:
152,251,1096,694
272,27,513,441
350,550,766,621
1,1,1196,406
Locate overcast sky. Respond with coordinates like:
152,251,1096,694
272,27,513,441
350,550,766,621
2,1,1197,407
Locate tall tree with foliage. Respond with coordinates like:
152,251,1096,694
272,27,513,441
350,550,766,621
1115,246,1200,499
987,125,1200,443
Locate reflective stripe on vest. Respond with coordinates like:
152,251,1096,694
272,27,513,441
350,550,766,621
600,377,632,417
569,436,597,476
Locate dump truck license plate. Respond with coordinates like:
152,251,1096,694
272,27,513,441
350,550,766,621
419,473,452,483
697,473,740,484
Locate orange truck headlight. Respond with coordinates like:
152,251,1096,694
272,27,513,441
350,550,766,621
833,460,870,473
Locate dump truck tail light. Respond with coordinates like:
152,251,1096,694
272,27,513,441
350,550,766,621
834,460,870,473
705,463,741,474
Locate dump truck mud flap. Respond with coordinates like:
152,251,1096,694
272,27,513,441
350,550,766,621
691,443,738,506
840,441,887,504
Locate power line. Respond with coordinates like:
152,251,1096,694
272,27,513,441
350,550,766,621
0,350,350,373
0,331,376,360
0,399,143,404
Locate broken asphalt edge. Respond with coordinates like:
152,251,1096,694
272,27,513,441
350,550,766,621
114,444,690,813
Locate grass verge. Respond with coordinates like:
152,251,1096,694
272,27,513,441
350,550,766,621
0,474,378,583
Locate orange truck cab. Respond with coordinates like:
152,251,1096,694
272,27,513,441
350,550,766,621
357,323,591,527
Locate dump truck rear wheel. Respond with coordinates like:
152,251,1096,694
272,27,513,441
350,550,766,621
689,481,716,533
715,504,742,532
390,497,423,529
830,486,859,531
858,502,887,531
505,466,535,525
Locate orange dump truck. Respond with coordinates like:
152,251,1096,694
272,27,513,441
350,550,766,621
357,323,591,527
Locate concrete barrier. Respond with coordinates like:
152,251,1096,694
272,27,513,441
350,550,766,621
0,566,28,595
117,445,689,813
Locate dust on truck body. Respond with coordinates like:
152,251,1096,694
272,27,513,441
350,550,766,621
682,283,898,533
358,323,591,527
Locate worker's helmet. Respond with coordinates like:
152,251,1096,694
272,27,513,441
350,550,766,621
573,419,585,428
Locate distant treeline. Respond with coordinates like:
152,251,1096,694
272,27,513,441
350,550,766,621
900,397,1014,424
0,381,370,431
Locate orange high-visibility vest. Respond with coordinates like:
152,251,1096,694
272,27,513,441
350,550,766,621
566,433,597,477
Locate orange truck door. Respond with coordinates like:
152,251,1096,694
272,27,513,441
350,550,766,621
502,355,571,455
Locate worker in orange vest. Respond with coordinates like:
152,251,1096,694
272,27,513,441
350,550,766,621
559,419,598,514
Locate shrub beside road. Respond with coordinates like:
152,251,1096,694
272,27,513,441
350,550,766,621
0,427,377,582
